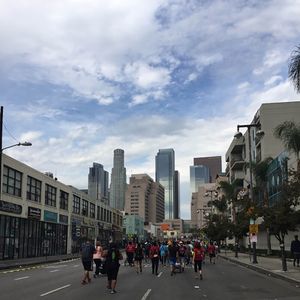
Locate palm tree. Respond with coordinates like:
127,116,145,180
274,121,300,172
252,157,273,255
288,45,300,93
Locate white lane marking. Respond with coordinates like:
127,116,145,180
14,276,30,281
157,272,163,278
194,286,199,289
40,284,71,297
50,270,59,273
141,289,151,300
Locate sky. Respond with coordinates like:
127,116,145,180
1,0,300,219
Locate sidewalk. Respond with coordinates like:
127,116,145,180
219,250,300,285
0,254,80,271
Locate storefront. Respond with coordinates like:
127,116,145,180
0,213,68,260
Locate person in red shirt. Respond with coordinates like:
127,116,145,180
149,241,160,275
125,241,136,267
193,241,205,280
207,241,216,264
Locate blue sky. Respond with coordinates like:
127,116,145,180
1,0,300,219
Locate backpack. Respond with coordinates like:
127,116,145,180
179,246,186,256
194,248,204,261
81,243,93,260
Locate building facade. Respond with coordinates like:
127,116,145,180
190,165,210,193
88,162,109,204
155,148,175,220
125,174,165,223
174,170,180,219
0,154,123,260
193,156,222,183
110,149,127,210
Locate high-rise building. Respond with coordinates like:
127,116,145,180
125,174,165,223
88,163,109,204
155,148,175,220
110,149,127,210
193,156,222,183
174,170,180,219
190,165,210,193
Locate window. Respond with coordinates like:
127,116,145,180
3,166,22,197
45,184,57,207
90,203,95,218
27,176,41,202
60,190,69,210
73,195,80,214
82,200,88,216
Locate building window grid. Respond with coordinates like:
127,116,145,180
73,195,80,214
27,176,41,202
90,203,95,218
45,184,57,207
60,190,69,210
82,200,88,216
2,166,22,197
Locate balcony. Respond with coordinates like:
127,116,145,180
230,154,245,170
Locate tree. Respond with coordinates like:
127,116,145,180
288,45,300,93
262,169,300,270
252,157,273,255
274,121,300,172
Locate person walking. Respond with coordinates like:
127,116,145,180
104,242,123,294
168,240,178,276
193,241,205,280
125,241,136,267
291,235,300,267
207,241,216,264
150,241,160,275
134,243,144,274
80,240,96,285
93,241,103,278
160,242,168,266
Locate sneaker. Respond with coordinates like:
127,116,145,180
110,290,117,294
200,274,203,280
81,280,87,285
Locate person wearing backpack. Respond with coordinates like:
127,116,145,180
150,241,160,275
178,241,186,270
134,243,144,274
80,240,96,285
104,242,123,294
93,241,103,278
193,241,205,280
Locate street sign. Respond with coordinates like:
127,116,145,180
249,224,258,234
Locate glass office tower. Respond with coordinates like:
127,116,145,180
190,165,210,193
155,149,175,220
88,163,109,204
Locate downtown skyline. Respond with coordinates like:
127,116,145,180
1,0,300,219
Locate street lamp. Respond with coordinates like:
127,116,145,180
234,123,264,264
0,106,32,197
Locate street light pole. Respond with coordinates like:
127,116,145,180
235,123,264,264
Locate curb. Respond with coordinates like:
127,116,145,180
0,256,80,272
220,255,300,286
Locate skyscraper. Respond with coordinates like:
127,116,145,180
174,170,180,219
193,156,222,183
88,163,109,204
155,148,175,220
110,149,127,210
190,165,210,193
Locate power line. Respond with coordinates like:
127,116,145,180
3,122,19,142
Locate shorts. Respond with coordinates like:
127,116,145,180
169,257,177,265
82,260,93,271
106,263,120,280
194,260,202,272
209,253,216,258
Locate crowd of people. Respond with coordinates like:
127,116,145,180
79,238,219,294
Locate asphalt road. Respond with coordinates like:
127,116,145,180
0,257,300,300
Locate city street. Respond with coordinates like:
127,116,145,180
1,257,299,300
